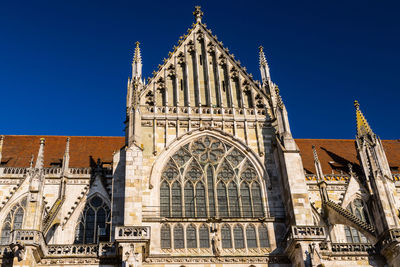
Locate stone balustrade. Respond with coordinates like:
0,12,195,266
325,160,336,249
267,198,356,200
43,168,62,175
115,226,151,242
68,168,91,175
331,243,375,253
140,105,265,116
290,226,326,240
11,229,43,245
1,167,27,175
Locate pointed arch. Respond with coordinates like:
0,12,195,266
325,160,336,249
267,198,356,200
221,224,232,249
233,224,244,249
186,224,197,248
0,196,27,245
246,224,257,248
74,194,110,244
184,182,195,217
161,224,171,249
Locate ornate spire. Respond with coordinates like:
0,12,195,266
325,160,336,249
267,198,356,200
312,145,324,182
354,100,374,137
193,6,203,23
132,41,142,79
35,138,45,169
61,137,70,175
259,46,270,81
275,85,284,109
0,135,3,164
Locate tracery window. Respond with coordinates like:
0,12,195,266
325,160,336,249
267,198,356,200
159,136,265,218
0,197,26,245
161,224,171,249
344,199,370,243
74,195,110,244
159,135,269,252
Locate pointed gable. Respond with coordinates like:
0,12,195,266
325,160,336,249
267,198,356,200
139,20,270,112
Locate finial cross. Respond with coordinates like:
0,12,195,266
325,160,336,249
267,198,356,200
193,6,203,23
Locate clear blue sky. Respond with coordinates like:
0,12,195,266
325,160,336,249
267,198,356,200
1,0,399,139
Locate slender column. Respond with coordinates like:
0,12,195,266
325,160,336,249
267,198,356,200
192,34,201,108
164,69,168,108
201,39,211,107
153,83,157,155
174,56,179,107
213,52,222,107
238,79,249,145
183,46,190,109
225,62,234,108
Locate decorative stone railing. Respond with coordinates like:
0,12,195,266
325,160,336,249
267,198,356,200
47,244,99,257
115,226,151,242
1,167,27,175
68,168,91,175
140,105,266,117
325,200,375,234
11,229,43,244
331,243,375,253
289,226,326,240
305,174,350,182
43,168,62,175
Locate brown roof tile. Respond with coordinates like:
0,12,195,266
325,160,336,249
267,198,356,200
1,135,125,168
1,135,399,174
296,139,400,175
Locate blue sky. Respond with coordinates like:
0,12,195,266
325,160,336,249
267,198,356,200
0,0,399,139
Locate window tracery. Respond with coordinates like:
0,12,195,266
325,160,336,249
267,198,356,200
160,135,265,219
0,196,26,245
74,195,110,244
159,135,268,252
344,199,370,243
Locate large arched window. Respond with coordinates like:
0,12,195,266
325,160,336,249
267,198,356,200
0,197,26,245
74,195,110,244
344,199,370,243
159,136,265,219
159,135,268,252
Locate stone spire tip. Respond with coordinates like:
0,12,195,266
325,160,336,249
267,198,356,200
355,100,373,137
354,100,360,110
193,6,204,23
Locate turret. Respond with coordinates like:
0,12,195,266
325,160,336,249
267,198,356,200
259,46,270,82
0,135,4,164
132,41,142,80
312,145,329,202
354,101,399,233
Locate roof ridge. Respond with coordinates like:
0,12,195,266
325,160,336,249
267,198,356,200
2,135,124,138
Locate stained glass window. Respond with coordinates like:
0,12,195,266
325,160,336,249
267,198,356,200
0,197,26,245
199,224,210,248
158,135,269,251
258,225,269,247
174,224,184,249
186,225,197,248
233,225,244,249
74,195,110,244
246,225,257,248
221,225,232,248
184,182,195,217
161,224,171,249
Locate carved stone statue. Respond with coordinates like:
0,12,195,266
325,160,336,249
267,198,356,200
211,225,221,256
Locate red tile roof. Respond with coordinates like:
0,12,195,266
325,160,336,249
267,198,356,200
1,135,399,175
296,139,400,174
1,135,125,168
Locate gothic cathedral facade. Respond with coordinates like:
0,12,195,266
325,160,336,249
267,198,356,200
0,6,400,267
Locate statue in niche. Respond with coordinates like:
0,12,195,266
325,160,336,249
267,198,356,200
211,224,221,256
